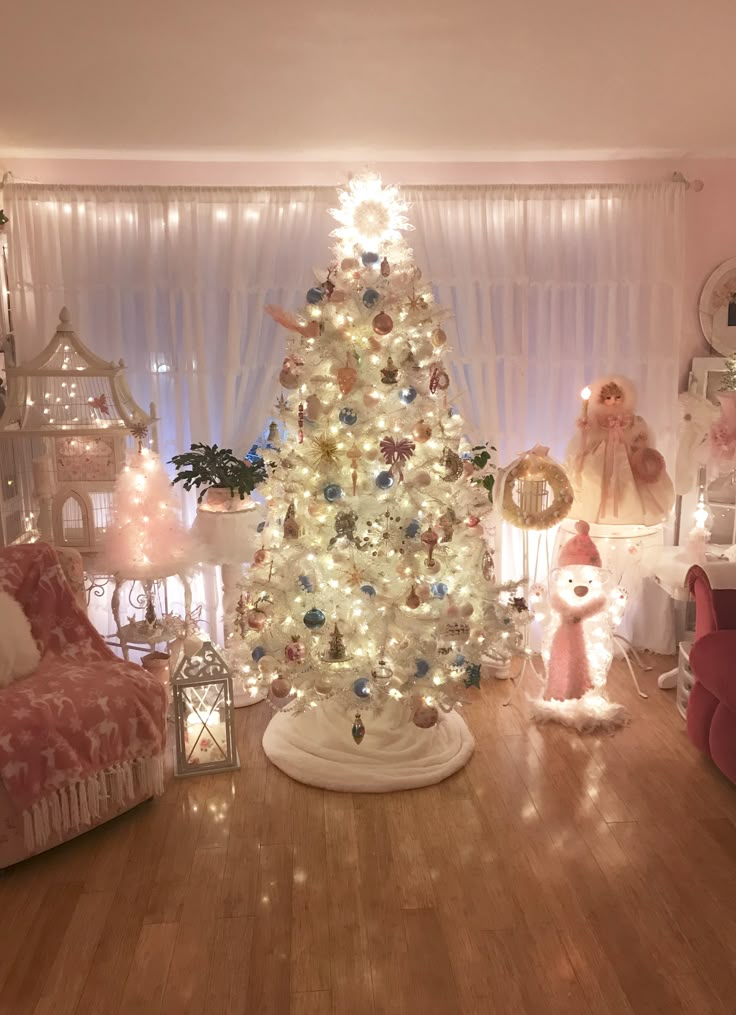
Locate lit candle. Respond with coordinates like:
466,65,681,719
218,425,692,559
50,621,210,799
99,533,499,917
581,386,591,421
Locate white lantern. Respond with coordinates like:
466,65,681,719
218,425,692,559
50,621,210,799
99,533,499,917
172,642,239,777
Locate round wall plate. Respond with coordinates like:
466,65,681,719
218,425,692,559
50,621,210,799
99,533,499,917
699,257,736,354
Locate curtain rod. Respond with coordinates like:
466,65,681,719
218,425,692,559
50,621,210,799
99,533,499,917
2,171,703,193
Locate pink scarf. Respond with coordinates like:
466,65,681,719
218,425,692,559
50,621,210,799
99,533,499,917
544,591,608,701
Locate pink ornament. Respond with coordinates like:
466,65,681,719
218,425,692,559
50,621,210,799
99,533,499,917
247,609,268,631
270,677,292,699
363,389,382,408
337,355,358,395
253,548,271,566
467,515,480,528
284,636,306,664
413,702,439,729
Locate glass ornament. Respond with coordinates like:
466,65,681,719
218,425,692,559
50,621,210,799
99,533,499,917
372,312,393,336
303,607,326,629
430,582,449,599
405,519,421,538
353,678,372,698
362,288,380,308
270,676,292,699
323,484,344,502
360,584,377,597
306,286,325,304
399,387,417,404
338,407,358,426
415,659,430,677
375,470,394,490
361,251,379,265
251,646,266,661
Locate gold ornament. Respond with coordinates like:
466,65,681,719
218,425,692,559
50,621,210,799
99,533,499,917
380,356,399,385
308,432,342,468
129,419,149,452
347,442,362,495
431,327,447,349
442,447,464,482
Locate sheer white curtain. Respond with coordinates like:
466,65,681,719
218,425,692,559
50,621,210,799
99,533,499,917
6,182,334,463
406,183,686,465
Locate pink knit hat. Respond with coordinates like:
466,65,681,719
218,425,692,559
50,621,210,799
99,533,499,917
558,521,602,568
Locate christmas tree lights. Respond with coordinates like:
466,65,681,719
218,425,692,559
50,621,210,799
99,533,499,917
230,174,526,766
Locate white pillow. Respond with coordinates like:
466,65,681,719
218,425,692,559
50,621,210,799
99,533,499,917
0,589,41,688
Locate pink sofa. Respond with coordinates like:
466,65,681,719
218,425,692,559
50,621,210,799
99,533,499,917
685,565,736,785
0,543,167,867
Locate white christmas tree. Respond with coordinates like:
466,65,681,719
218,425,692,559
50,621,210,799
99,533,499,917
230,175,526,788
101,427,195,580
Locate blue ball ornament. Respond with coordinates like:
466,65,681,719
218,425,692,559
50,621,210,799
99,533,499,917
399,386,417,404
303,608,326,630
362,288,380,308
405,519,420,538
360,584,377,597
361,251,379,266
252,646,266,662
353,678,372,699
338,407,358,426
375,470,394,490
415,659,430,677
306,286,325,305
323,484,344,502
298,574,314,593
431,582,449,599
454,654,466,668
257,520,266,533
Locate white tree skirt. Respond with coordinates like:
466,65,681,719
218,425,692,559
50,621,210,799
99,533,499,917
233,683,266,708
262,697,475,792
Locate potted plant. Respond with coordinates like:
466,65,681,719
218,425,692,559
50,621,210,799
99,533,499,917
170,443,266,512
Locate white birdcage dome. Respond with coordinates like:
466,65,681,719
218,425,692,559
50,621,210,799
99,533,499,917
0,307,154,436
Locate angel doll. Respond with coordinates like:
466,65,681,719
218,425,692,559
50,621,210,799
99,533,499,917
565,376,674,526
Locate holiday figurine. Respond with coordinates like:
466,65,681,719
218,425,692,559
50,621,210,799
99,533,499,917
234,593,248,638
534,521,628,731
325,622,347,661
283,501,300,539
565,376,674,525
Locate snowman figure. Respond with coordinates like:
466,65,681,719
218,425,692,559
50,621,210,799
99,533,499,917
532,521,628,731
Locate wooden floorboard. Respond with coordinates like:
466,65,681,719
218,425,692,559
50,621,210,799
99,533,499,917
0,656,734,1015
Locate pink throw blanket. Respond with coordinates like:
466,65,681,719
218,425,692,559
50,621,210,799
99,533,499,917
0,544,167,848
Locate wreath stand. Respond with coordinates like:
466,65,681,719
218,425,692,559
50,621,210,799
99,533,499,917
262,695,475,792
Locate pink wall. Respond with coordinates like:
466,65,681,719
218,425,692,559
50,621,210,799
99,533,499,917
4,155,736,383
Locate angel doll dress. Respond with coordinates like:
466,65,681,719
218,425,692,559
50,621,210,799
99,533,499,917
565,376,674,526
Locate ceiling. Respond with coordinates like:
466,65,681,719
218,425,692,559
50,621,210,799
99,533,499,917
2,0,734,160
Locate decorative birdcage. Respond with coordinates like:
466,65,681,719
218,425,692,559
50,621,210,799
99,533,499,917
172,641,240,777
0,307,156,555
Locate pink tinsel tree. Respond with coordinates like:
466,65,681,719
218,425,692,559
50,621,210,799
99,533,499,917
100,445,195,579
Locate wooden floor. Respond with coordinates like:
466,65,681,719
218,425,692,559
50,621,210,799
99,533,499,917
2,657,736,1015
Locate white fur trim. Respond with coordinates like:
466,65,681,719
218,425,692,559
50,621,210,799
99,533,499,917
21,754,165,854
529,694,629,733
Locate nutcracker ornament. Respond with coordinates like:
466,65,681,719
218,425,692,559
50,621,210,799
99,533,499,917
532,522,628,732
